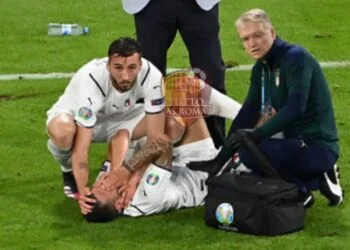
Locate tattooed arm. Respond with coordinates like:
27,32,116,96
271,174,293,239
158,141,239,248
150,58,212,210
114,135,173,209
124,133,173,172
101,134,172,191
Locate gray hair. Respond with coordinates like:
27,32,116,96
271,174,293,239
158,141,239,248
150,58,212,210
235,9,273,30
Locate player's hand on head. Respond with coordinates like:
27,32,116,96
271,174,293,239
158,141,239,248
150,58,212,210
122,180,139,209
100,166,131,192
115,191,127,213
93,173,108,188
114,180,137,212
78,187,96,215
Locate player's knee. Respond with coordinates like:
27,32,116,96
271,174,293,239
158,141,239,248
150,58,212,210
47,114,76,148
52,133,75,149
165,116,186,144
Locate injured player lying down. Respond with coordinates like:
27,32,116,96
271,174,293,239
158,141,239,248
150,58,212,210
83,114,219,222
78,72,243,222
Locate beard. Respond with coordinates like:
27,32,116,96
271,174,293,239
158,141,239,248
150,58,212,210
119,81,134,91
112,78,136,92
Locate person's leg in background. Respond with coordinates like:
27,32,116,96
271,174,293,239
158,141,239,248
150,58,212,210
178,0,226,148
134,0,178,75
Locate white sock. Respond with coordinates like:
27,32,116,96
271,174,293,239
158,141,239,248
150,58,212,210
199,80,241,120
47,139,72,172
206,87,242,120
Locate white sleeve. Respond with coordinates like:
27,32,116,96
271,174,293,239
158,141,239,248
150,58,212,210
73,74,104,127
199,79,242,120
124,164,174,216
143,69,165,114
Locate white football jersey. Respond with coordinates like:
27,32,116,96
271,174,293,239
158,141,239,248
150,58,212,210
49,57,164,128
124,138,217,217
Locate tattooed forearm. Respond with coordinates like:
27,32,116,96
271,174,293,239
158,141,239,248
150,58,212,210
154,140,173,170
124,137,172,172
154,143,172,171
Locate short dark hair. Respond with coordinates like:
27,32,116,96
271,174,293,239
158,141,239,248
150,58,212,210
107,37,142,58
83,194,122,223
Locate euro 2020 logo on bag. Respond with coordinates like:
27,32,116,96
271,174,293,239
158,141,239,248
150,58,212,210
215,203,234,225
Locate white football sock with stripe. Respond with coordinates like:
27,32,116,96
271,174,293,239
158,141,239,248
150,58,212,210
47,139,72,172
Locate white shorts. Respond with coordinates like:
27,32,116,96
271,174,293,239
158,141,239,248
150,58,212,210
172,138,218,167
124,138,217,217
46,104,145,142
